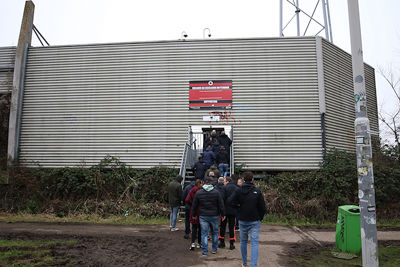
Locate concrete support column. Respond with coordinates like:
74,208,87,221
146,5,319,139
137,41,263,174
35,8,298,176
8,1,35,166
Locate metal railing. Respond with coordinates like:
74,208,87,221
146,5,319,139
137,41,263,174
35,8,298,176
229,128,235,176
179,127,197,187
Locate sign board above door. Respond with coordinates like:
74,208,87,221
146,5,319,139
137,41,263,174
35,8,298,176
189,80,232,110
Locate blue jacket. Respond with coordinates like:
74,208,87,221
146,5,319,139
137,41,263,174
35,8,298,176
182,181,195,209
202,147,216,167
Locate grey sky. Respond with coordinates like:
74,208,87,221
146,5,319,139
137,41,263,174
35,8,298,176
1,0,399,142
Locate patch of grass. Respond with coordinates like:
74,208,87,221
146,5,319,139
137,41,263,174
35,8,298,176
263,214,336,227
294,246,400,266
263,214,400,228
0,239,77,267
0,248,50,259
0,239,77,248
0,212,169,225
377,219,400,228
0,248,53,266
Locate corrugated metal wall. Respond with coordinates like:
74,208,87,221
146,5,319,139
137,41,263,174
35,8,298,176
322,39,379,151
19,37,323,169
0,47,15,94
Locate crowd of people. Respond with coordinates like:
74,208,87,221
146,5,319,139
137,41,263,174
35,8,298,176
201,130,232,176
168,169,266,267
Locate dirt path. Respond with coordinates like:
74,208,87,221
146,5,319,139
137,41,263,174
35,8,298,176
1,222,399,266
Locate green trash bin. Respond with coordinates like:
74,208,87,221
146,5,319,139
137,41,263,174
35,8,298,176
335,205,362,253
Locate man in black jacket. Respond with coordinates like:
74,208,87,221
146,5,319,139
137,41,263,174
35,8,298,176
214,177,226,200
218,130,232,151
168,175,183,232
219,176,239,250
192,177,225,255
216,146,230,177
192,156,207,180
229,172,266,267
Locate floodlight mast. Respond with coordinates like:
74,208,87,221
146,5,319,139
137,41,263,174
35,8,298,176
279,0,333,42
295,0,300,36
347,0,379,266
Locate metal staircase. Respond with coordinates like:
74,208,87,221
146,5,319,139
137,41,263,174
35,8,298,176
179,126,235,188
179,126,198,188
178,126,235,218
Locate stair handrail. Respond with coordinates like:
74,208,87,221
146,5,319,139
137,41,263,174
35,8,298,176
230,129,235,176
180,126,197,188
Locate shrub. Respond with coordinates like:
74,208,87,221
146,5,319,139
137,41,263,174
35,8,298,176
1,149,399,221
0,156,178,217
261,148,399,221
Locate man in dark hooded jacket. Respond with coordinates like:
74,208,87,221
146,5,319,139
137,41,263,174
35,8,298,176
193,156,207,180
218,131,232,151
216,146,230,177
202,146,216,169
214,177,226,200
219,176,239,250
229,172,266,267
168,175,183,231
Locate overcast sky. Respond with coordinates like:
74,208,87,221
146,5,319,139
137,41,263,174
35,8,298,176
1,0,399,142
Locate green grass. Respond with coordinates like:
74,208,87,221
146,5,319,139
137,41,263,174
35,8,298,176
0,239,77,267
0,212,169,225
0,239,77,248
263,214,336,227
294,246,400,267
263,213,400,228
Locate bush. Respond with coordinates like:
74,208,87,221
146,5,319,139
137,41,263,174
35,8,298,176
260,148,399,221
0,156,178,217
1,149,399,221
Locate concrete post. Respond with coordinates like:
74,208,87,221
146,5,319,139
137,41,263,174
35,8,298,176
8,0,35,165
347,0,379,266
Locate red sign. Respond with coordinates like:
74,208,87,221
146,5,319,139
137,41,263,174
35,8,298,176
189,80,232,110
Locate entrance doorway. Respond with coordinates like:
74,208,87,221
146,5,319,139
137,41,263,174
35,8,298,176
190,125,232,154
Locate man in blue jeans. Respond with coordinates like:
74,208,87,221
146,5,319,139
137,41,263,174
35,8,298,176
229,171,266,267
168,175,183,231
192,176,225,255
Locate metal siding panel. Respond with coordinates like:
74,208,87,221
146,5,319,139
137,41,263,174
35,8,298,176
322,39,379,152
19,38,322,169
0,47,15,94
364,66,379,135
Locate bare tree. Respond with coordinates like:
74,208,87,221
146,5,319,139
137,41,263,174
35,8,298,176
378,66,400,156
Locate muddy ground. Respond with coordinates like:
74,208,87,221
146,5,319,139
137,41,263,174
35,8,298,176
0,223,203,267
1,222,399,266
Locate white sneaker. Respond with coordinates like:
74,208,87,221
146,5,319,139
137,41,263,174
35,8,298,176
190,243,195,251
196,243,201,249
170,227,179,232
